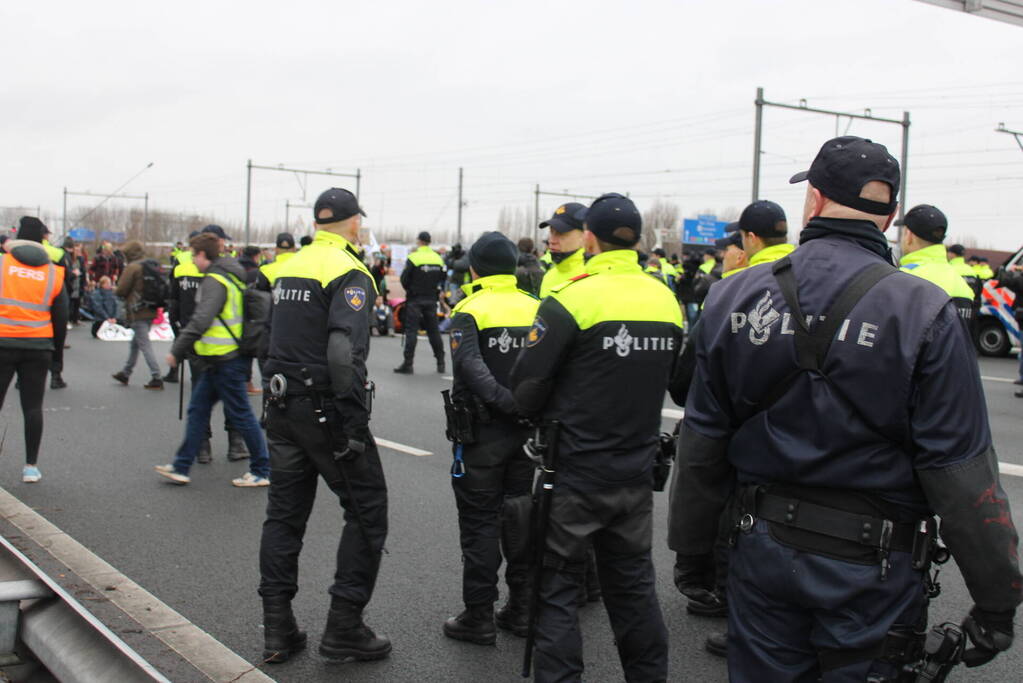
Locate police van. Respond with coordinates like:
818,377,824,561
976,246,1021,357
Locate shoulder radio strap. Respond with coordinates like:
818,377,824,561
752,256,897,416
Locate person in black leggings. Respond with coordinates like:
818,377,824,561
0,218,69,483
0,349,51,470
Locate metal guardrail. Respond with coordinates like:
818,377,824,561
0,534,171,683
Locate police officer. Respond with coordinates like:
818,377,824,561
674,202,793,653
947,243,981,296
38,223,70,389
897,205,976,324
256,232,298,292
441,231,539,645
652,247,677,291
511,193,683,682
258,187,390,664
538,203,587,298
727,199,794,267
716,229,747,278
669,136,1020,681
164,230,201,384
394,231,446,374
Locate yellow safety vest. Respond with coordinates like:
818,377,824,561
454,274,538,329
259,251,297,287
193,272,243,356
539,248,586,298
900,245,975,299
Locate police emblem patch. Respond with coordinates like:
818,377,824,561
344,287,366,311
526,317,548,347
450,328,463,351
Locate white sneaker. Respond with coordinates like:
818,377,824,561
155,464,190,485
232,472,269,488
22,466,41,483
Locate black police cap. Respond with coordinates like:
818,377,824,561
734,200,787,237
715,231,742,251
275,232,295,249
417,231,431,244
314,187,365,225
201,224,232,241
573,193,641,247
894,204,947,244
790,136,900,216
947,244,965,256
540,202,586,234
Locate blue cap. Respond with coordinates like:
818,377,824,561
574,193,641,247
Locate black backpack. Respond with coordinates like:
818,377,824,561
137,259,169,311
213,268,271,357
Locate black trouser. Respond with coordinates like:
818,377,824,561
402,298,444,364
535,484,668,683
451,420,533,606
259,397,388,606
0,348,52,466
69,297,81,324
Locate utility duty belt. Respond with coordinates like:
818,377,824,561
440,390,492,446
266,373,375,416
735,484,941,581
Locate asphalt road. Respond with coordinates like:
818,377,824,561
1,327,1021,682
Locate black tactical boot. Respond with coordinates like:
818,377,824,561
495,586,529,637
197,439,213,465
319,598,391,662
705,631,728,658
686,588,727,618
162,366,179,383
443,604,496,645
393,361,413,375
226,430,249,461
262,597,307,664
436,357,446,373
50,373,67,389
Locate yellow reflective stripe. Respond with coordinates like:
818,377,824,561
198,336,237,346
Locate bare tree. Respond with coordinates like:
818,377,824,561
641,200,681,252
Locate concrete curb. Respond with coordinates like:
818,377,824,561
0,486,274,683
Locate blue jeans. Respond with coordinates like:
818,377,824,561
172,355,270,477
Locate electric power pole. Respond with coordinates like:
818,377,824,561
456,167,464,244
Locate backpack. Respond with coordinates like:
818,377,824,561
136,259,169,311
213,268,271,357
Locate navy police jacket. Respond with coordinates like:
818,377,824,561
684,218,991,510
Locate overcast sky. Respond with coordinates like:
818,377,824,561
2,0,1021,248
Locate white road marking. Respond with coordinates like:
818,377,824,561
443,376,453,381
982,375,1015,384
376,438,433,457
999,462,1023,478
661,408,684,420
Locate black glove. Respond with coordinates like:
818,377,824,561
330,401,368,462
673,553,715,600
962,606,1014,667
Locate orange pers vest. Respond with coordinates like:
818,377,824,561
0,253,63,339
